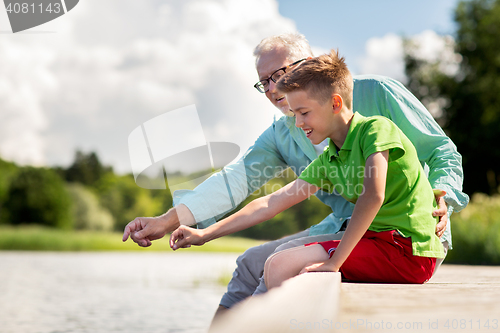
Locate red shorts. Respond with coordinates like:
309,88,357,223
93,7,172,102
305,230,436,284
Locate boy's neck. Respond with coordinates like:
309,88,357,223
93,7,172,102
329,109,354,149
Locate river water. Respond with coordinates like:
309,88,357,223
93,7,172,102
0,252,240,333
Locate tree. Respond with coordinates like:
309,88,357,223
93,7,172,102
66,183,114,231
0,158,19,224
64,150,112,187
4,167,73,229
96,173,171,230
404,0,500,195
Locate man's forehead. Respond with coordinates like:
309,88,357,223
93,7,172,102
256,48,289,78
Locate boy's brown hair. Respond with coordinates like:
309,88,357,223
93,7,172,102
277,50,353,110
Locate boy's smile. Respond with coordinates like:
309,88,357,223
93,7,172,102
286,89,352,148
285,90,335,145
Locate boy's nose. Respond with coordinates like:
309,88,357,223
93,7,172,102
295,115,303,128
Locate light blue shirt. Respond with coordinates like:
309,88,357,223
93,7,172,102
174,75,469,247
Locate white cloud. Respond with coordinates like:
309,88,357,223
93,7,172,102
409,30,461,76
311,45,330,57
0,39,56,166
0,0,297,172
357,33,405,82
357,30,459,83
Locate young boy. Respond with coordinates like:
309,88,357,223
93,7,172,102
170,50,444,286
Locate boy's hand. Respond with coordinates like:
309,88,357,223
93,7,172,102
299,261,339,275
170,225,206,250
432,189,448,238
122,209,180,247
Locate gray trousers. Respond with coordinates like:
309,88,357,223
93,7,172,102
219,230,342,308
219,230,449,308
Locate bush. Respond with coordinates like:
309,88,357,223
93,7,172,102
447,193,500,265
4,167,73,229
0,159,19,224
96,173,171,230
66,183,114,231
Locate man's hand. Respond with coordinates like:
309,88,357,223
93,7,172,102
432,189,448,238
122,208,181,247
169,225,206,250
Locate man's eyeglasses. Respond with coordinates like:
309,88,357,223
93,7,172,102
254,58,307,93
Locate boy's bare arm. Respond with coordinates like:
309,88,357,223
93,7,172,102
170,179,319,249
303,151,389,273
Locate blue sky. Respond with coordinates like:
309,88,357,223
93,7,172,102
277,0,460,73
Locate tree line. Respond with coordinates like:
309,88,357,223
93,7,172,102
0,152,173,232
0,152,331,239
404,0,500,195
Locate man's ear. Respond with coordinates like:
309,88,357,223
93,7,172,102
332,94,343,114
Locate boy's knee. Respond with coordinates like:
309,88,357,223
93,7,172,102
263,251,286,284
265,249,302,289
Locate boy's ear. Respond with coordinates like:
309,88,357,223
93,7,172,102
331,94,343,114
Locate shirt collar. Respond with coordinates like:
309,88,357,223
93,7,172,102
326,112,365,161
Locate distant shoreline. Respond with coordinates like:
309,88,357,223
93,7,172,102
0,225,264,252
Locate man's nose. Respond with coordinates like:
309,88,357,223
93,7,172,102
268,79,277,93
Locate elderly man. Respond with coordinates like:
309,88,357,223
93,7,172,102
123,33,469,317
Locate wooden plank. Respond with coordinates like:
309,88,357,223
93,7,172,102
209,272,341,333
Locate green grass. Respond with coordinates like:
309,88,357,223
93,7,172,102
447,193,500,265
0,225,264,252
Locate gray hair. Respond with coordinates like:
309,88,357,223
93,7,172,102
253,33,314,66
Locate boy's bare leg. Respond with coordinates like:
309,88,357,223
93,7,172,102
210,245,328,329
217,230,310,309
263,239,448,289
251,231,345,296
264,244,329,290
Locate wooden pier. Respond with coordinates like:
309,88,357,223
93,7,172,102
209,265,500,332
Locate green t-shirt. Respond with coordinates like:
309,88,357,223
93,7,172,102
299,112,444,258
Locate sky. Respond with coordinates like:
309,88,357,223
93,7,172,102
0,0,463,174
